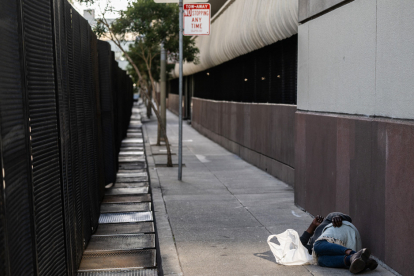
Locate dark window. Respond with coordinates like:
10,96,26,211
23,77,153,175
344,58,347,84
171,34,298,105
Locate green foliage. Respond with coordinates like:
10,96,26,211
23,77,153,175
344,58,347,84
112,0,199,63
92,0,199,85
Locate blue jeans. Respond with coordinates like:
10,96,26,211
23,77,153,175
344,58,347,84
314,240,352,268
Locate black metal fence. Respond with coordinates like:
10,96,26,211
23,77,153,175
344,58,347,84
169,34,298,105
0,0,134,275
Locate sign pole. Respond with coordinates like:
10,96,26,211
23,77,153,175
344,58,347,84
178,0,183,180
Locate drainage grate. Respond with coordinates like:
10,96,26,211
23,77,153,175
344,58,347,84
115,183,149,189
99,212,153,224
100,203,151,213
118,169,146,174
128,125,142,129
78,268,158,276
105,187,149,196
119,157,146,162
119,151,144,156
121,142,144,146
118,155,145,159
95,222,155,235
120,147,144,151
122,139,143,143
115,177,148,183
119,160,146,165
126,134,143,138
78,249,156,271
85,234,155,252
102,195,151,204
127,129,142,133
116,172,147,178
119,163,147,170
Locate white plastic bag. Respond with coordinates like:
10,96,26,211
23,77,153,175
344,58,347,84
267,229,314,266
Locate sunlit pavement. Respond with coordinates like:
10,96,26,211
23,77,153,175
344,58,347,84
142,107,395,276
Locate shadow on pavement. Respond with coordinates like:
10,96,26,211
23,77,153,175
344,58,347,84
254,250,277,264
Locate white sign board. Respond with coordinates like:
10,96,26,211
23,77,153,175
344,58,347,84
154,0,208,2
183,4,211,36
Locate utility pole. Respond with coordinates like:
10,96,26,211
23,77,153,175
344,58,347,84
160,43,167,140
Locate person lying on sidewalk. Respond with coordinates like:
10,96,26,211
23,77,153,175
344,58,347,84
300,212,378,274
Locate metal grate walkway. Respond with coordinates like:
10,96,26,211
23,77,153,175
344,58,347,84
78,102,158,275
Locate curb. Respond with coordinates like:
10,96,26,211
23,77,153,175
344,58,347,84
142,119,184,276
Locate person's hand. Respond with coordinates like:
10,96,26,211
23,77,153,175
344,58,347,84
332,216,343,227
306,215,324,234
312,215,324,227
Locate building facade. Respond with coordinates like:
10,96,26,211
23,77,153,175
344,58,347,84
296,1,414,275
168,1,414,275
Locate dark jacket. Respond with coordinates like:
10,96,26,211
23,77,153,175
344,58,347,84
300,212,352,254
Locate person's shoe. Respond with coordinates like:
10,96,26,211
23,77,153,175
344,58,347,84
365,258,378,270
349,248,371,274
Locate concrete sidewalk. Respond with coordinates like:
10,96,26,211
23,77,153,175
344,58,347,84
142,109,394,276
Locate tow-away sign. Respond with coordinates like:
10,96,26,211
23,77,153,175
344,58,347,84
183,4,211,36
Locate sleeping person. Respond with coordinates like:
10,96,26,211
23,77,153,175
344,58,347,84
300,212,378,274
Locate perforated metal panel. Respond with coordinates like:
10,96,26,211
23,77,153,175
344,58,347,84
118,163,147,170
85,234,155,252
126,133,143,138
78,268,158,276
95,222,155,236
0,147,5,275
118,169,146,173
80,16,100,234
90,29,106,206
114,183,149,189
65,3,86,268
102,195,152,204
120,147,145,152
119,151,145,156
127,129,142,133
119,158,146,164
0,2,136,274
115,179,149,186
97,40,117,185
72,9,93,259
122,139,144,144
99,212,153,224
116,171,147,177
106,188,149,196
54,0,79,273
100,203,151,213
21,0,68,274
0,1,35,274
78,249,156,271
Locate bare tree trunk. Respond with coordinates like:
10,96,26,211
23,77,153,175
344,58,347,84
140,89,173,167
156,120,161,146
